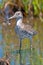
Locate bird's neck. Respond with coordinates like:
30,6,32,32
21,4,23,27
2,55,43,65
16,18,23,27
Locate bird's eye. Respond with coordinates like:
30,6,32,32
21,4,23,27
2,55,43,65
18,13,20,15
15,12,20,16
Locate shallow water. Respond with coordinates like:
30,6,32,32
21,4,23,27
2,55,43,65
0,18,43,65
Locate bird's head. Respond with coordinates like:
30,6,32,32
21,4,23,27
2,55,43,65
14,11,23,18
8,11,23,20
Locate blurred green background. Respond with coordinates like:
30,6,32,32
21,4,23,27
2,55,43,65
0,0,43,65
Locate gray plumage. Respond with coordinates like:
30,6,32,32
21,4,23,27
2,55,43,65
8,11,37,39
8,11,37,65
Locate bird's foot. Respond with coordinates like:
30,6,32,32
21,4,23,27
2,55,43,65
2,22,11,26
2,22,7,26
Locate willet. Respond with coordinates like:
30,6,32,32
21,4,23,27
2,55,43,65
8,11,37,65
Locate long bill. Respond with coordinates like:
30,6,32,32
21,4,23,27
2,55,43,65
8,15,15,20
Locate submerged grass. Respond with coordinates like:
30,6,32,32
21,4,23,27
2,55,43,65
0,17,43,65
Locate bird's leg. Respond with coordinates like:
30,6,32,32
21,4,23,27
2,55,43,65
19,38,22,65
29,37,33,65
30,37,33,53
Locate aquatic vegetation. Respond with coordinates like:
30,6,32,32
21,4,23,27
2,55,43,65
0,0,43,65
22,0,29,13
0,0,6,9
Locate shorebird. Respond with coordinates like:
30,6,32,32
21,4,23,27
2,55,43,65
8,11,37,36
3,2,11,25
2,2,14,25
8,11,37,65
